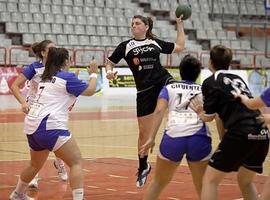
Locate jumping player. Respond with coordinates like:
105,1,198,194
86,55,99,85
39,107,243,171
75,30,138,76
105,14,185,187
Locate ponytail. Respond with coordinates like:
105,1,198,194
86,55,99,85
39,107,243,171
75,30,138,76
31,40,53,60
41,47,69,81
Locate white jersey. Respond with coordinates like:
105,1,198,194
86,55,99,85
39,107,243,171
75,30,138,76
159,81,210,138
24,70,88,135
22,61,45,104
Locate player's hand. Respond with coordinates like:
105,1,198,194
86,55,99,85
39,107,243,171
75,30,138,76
87,59,98,75
21,101,29,114
189,95,203,114
176,14,183,24
106,70,118,80
139,138,155,157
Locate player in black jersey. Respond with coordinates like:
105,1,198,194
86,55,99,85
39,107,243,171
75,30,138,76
237,88,270,200
191,45,269,200
105,15,185,187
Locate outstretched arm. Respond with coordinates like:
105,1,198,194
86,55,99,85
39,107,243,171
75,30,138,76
173,15,185,53
81,59,99,96
189,95,215,122
238,94,266,110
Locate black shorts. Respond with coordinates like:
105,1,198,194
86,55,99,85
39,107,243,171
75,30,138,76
136,76,174,117
209,130,269,174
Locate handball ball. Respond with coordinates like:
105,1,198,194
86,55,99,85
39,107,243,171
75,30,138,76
175,4,192,20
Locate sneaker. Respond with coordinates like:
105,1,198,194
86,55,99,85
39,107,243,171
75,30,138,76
136,163,151,188
54,160,68,181
28,176,38,189
9,191,30,200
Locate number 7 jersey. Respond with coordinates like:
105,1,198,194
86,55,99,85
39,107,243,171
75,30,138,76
24,71,88,135
159,80,210,138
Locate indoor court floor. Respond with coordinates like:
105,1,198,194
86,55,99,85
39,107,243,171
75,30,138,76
0,94,269,200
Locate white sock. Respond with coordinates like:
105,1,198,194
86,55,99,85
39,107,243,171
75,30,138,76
15,177,28,194
72,188,84,200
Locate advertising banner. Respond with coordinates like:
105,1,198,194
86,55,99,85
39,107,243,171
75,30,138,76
0,67,23,95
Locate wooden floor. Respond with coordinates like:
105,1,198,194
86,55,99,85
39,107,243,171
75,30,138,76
0,94,269,200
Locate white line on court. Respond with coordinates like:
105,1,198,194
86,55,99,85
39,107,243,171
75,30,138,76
106,188,117,192
108,174,128,179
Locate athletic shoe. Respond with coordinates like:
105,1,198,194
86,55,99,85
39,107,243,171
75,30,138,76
28,176,38,189
136,163,151,188
9,191,30,200
54,160,68,181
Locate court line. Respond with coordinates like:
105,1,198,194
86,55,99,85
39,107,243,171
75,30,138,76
108,174,128,179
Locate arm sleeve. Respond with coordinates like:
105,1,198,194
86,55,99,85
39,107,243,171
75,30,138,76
158,86,169,101
107,42,126,64
202,79,218,115
155,39,175,54
261,87,270,107
22,64,36,80
66,73,89,97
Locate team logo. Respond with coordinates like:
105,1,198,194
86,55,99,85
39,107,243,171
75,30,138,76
138,65,142,71
133,57,140,65
133,46,154,55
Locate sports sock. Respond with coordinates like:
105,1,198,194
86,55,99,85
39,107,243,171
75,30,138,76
14,177,28,194
138,154,148,171
72,188,84,200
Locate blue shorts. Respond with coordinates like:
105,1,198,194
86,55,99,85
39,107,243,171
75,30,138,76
159,133,212,162
27,129,71,152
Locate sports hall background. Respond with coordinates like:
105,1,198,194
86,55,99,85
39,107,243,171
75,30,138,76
0,0,270,199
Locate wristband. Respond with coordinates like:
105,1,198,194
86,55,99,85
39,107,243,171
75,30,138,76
89,73,98,78
106,70,113,74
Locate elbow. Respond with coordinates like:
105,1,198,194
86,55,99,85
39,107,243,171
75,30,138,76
88,90,95,96
246,103,259,110
84,88,96,96
174,44,185,53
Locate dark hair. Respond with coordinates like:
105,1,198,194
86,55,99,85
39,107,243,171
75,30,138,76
41,47,69,81
133,15,156,39
179,55,201,82
210,45,232,70
31,40,53,60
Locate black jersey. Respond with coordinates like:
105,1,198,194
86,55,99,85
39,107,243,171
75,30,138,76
108,38,175,91
202,70,262,132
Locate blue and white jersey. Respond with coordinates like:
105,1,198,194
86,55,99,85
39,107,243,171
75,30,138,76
22,61,44,104
159,81,210,138
24,70,88,135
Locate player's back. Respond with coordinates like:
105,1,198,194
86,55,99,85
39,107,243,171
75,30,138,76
24,71,77,135
164,81,209,138
203,71,262,131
